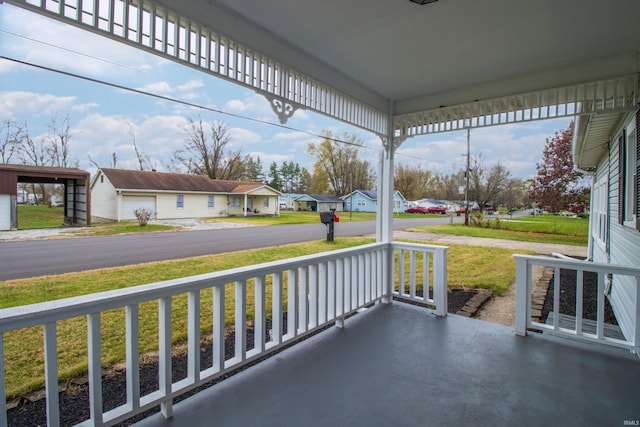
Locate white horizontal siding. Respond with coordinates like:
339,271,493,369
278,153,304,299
602,113,639,342
609,224,640,341
90,174,118,220
155,194,226,219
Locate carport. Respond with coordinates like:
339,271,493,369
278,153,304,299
0,164,90,230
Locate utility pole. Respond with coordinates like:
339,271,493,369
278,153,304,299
464,128,470,226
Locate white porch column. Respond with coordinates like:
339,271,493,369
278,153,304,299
244,194,248,217
377,110,399,243
379,110,406,303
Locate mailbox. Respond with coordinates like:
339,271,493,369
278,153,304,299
319,209,337,241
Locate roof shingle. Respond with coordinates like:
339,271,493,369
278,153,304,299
99,168,265,193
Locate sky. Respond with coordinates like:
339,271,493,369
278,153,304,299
0,5,572,181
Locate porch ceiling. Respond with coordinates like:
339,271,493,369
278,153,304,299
178,0,640,116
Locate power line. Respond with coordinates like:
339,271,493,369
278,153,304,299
0,28,151,75
0,55,377,151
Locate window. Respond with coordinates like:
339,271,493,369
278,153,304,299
208,195,214,208
619,115,639,230
592,178,608,247
176,194,184,209
263,197,269,208
230,196,240,208
394,200,401,210
357,199,366,207
623,129,637,226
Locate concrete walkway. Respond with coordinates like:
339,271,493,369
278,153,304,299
393,230,587,257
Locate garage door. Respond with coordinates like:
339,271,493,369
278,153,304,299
0,195,10,230
122,196,156,220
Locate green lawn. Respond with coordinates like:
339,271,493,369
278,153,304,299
16,205,65,229
12,207,436,236
412,214,589,246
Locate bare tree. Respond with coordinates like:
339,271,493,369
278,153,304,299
88,152,117,170
127,122,154,171
394,163,434,200
430,172,464,200
47,114,75,167
16,123,50,204
498,178,526,210
1,120,22,164
468,156,511,212
307,131,375,197
174,117,249,180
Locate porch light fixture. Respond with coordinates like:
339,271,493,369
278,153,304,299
410,0,438,4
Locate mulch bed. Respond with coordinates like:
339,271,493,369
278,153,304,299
541,268,618,325
7,289,479,427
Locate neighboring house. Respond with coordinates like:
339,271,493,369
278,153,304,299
279,193,302,210
414,198,447,209
573,107,639,343
341,190,406,213
91,168,281,221
293,194,344,212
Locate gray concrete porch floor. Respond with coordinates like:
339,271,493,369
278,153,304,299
134,302,640,427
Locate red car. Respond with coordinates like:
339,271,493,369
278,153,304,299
406,206,428,214
426,206,447,214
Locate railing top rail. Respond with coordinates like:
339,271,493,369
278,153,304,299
0,242,385,332
391,241,449,252
513,254,640,277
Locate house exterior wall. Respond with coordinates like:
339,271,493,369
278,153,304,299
345,193,376,212
590,109,639,342
318,201,343,212
343,192,404,212
91,173,118,220
153,193,227,219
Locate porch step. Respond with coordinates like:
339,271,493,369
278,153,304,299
545,312,625,340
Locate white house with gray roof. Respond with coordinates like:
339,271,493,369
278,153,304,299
91,168,281,221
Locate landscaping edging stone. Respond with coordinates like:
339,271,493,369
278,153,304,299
456,289,493,317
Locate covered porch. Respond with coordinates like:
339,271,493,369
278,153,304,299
1,241,639,426
2,0,640,426
134,301,640,427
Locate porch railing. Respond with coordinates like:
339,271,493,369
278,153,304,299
0,241,448,427
514,254,640,354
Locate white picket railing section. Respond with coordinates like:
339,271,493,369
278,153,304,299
391,242,448,317
514,254,640,353
0,242,448,427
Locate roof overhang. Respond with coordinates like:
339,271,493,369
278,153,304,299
573,113,628,172
5,0,640,137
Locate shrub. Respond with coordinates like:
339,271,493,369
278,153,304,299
134,207,155,226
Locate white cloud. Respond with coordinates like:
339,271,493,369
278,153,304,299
225,93,272,117
177,79,204,92
136,81,173,95
0,91,77,120
1,8,164,81
229,127,261,145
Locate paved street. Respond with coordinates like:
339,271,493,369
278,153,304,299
0,217,456,280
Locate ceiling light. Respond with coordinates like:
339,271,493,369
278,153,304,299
410,0,438,4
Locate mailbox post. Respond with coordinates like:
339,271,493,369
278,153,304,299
319,208,339,242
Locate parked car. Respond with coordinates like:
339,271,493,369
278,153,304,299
426,206,447,214
406,206,428,214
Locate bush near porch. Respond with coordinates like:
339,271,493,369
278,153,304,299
0,237,529,399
